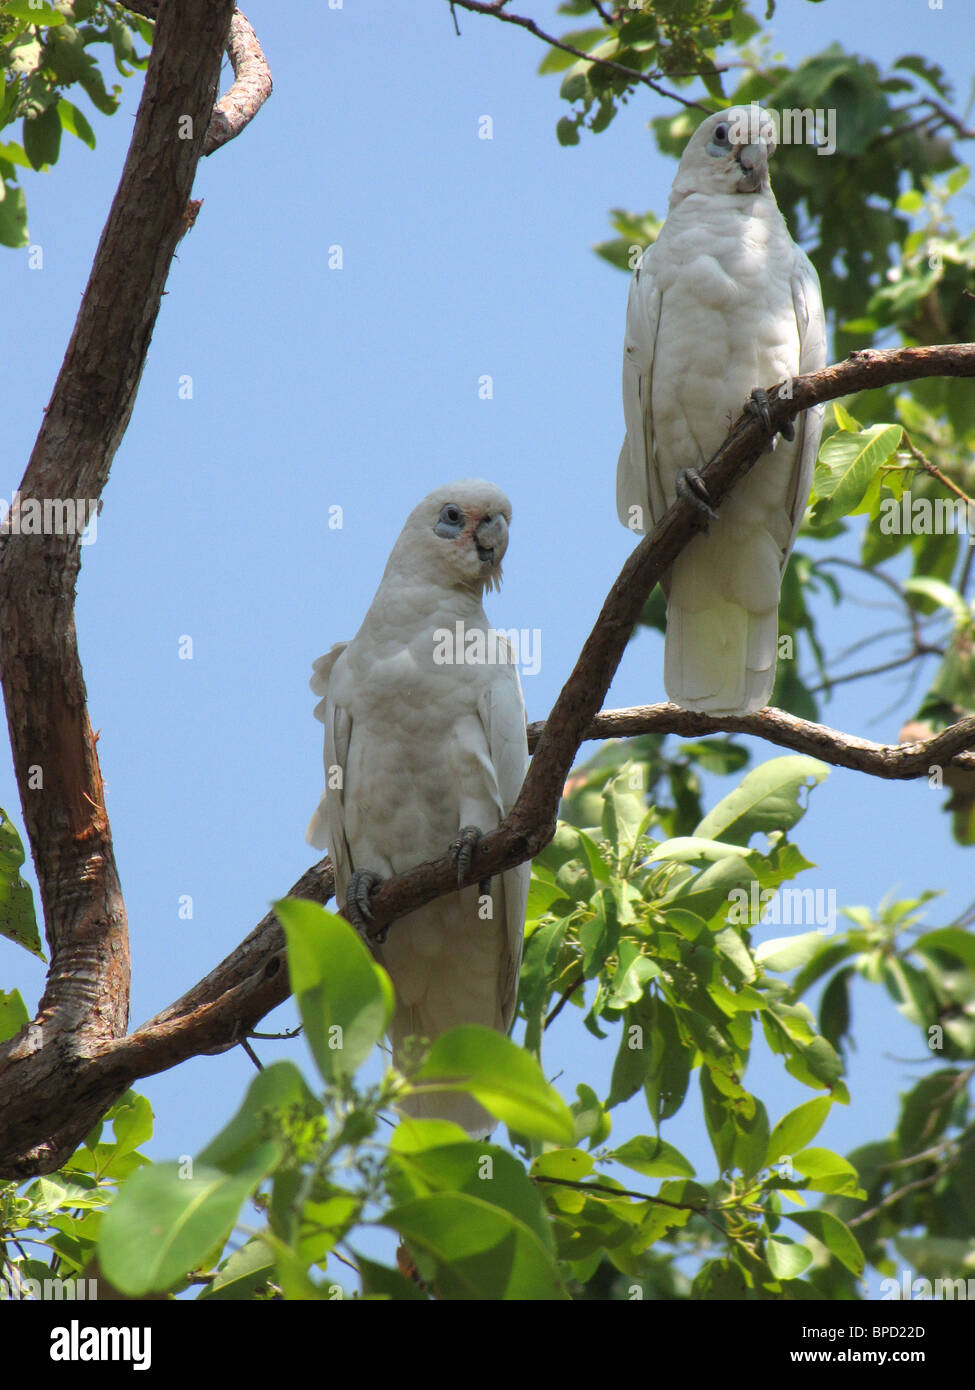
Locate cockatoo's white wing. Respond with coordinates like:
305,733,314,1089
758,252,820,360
781,245,827,562
477,654,530,1032
305,642,350,855
617,243,666,532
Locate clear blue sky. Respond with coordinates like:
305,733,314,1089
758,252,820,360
3,0,973,1291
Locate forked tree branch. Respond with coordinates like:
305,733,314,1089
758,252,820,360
115,2,272,154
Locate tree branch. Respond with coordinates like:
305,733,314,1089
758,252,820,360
203,10,273,156
528,703,975,776
447,0,709,111
0,0,238,1176
115,3,272,155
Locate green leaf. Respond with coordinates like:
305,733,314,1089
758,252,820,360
946,165,970,195
606,937,659,1007
788,1210,864,1276
700,1067,735,1173
0,987,29,1043
390,1133,556,1258
813,424,903,525
756,931,829,973
897,1070,961,1154
601,763,650,860
765,1097,832,1166
198,1062,320,1175
382,1192,566,1300
2,1,66,24
712,927,757,984
571,1084,611,1147
538,29,605,74
831,402,861,432
0,809,42,957
110,1092,154,1158
694,757,828,846
0,181,28,247
766,1234,813,1279
903,576,971,627
607,998,652,1109
198,1238,275,1301
608,1136,695,1179
98,1150,276,1295
410,1026,574,1144
914,927,975,972
648,836,750,864
274,898,392,1082
532,1146,594,1189
580,891,619,978
57,99,95,150
791,1147,862,1195
692,1257,748,1299
22,103,62,171
819,966,854,1051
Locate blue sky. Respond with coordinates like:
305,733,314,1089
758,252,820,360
3,0,974,1290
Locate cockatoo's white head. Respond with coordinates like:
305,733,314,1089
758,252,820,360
388,479,512,596
669,105,777,205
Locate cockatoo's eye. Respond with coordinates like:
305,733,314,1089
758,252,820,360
434,503,466,538
706,122,731,158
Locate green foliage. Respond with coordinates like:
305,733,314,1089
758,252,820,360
4,762,973,1298
0,0,150,245
784,894,975,1291
0,808,42,959
0,1090,153,1296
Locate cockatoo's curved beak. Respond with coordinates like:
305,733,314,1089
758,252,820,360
735,141,768,192
473,513,508,566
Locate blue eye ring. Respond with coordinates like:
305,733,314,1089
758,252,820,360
439,504,463,526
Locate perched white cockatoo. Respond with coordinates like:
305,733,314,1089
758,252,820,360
306,480,529,1135
617,104,826,714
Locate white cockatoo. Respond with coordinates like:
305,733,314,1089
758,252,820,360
306,480,530,1135
617,105,826,714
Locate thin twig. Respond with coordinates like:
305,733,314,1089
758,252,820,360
447,0,708,111
903,437,974,506
544,973,585,1031
533,1174,707,1213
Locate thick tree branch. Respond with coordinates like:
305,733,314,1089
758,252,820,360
0,0,237,1176
528,704,975,777
115,3,272,154
203,11,273,156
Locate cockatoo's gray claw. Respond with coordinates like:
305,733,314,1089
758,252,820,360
449,825,486,891
745,386,774,436
779,417,796,442
675,467,718,521
346,869,386,942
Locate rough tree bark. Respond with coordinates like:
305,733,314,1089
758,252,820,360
1,5,974,1177
0,0,237,1176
